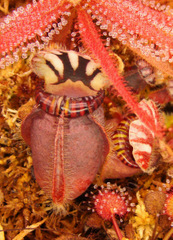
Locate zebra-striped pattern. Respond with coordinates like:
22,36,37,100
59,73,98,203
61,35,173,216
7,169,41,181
32,50,108,117
31,49,108,91
112,115,139,168
35,81,105,117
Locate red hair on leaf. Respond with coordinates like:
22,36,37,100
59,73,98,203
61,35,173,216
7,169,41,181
77,7,163,137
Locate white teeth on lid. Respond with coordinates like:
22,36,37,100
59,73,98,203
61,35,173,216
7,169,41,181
44,53,64,78
32,50,109,91
31,56,58,84
68,51,79,71
90,73,108,90
86,61,98,76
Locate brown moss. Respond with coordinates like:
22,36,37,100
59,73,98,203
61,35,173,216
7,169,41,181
0,0,173,239
144,191,166,216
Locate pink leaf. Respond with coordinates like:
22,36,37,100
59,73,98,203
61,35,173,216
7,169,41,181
129,99,162,173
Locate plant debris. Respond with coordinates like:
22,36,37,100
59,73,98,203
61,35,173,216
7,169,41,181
1,0,173,240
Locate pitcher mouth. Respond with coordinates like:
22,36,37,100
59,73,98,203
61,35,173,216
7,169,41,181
35,80,105,118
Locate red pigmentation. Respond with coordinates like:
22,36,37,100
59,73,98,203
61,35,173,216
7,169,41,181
21,106,109,205
164,193,173,220
94,190,127,221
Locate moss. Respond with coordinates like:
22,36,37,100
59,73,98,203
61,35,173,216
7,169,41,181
0,0,173,239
